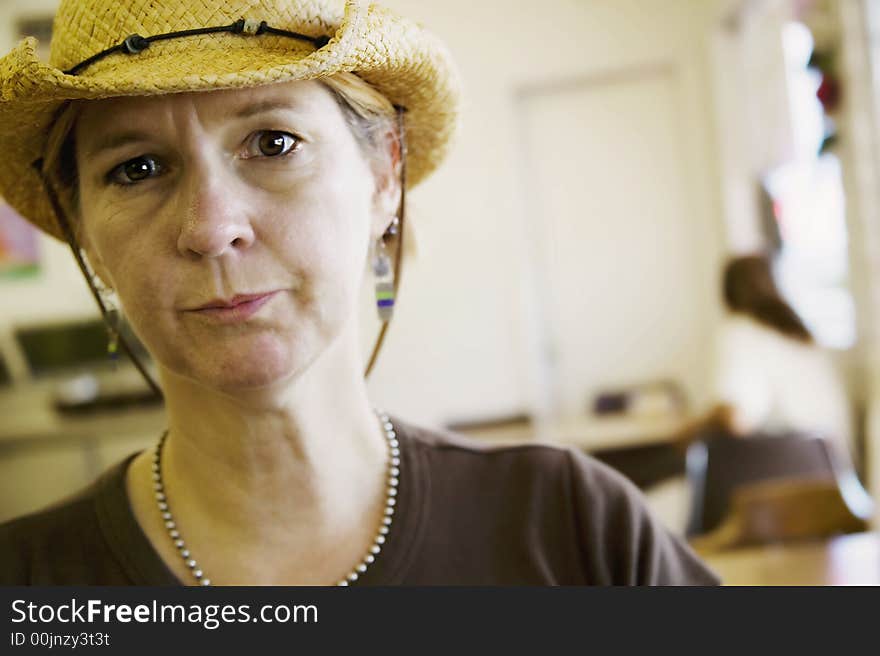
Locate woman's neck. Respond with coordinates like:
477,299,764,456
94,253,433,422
127,327,390,584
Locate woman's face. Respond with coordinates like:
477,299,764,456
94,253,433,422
75,80,393,392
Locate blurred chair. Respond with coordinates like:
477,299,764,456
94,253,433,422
690,477,870,554
685,433,873,547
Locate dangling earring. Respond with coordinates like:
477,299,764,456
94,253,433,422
97,282,120,364
372,231,395,322
106,306,120,364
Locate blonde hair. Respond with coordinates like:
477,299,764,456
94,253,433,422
42,101,82,232
320,72,398,168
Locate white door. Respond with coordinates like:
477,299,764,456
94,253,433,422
520,66,711,416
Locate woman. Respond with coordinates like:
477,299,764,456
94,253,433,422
0,0,717,585
672,255,853,454
713,255,853,456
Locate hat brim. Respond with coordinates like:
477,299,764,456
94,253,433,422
0,1,460,240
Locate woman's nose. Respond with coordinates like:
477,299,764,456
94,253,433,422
175,167,256,258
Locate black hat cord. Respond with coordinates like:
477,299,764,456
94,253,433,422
65,19,331,76
33,159,164,399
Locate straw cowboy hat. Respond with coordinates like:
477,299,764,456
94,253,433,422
0,0,461,240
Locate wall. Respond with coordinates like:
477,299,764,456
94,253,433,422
710,0,792,254
366,0,727,426
0,0,729,430
0,0,99,383
837,0,880,512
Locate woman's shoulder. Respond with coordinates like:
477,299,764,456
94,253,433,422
0,456,134,585
0,475,103,538
394,417,719,585
397,422,612,480
723,314,818,352
395,416,666,504
722,314,777,344
395,416,624,486
0,485,100,585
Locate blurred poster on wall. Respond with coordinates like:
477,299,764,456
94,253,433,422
0,15,53,280
0,199,39,279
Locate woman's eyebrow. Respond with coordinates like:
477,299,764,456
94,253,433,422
232,100,301,119
85,130,153,158
84,101,302,157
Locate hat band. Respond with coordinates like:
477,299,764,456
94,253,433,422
64,18,331,76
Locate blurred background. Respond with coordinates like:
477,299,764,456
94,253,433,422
3,0,880,584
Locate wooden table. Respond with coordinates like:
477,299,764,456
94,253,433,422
0,375,166,523
703,532,880,586
0,370,165,447
457,413,690,452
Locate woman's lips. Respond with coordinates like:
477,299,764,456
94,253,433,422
185,291,280,323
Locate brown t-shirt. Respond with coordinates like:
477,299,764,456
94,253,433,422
0,418,719,585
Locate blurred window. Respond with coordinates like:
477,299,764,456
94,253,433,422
762,22,855,349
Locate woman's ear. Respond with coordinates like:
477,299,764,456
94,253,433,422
370,128,403,241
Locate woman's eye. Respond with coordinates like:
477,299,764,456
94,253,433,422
107,156,163,186
245,131,301,158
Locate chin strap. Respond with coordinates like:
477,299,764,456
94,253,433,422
364,106,407,378
32,158,164,399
